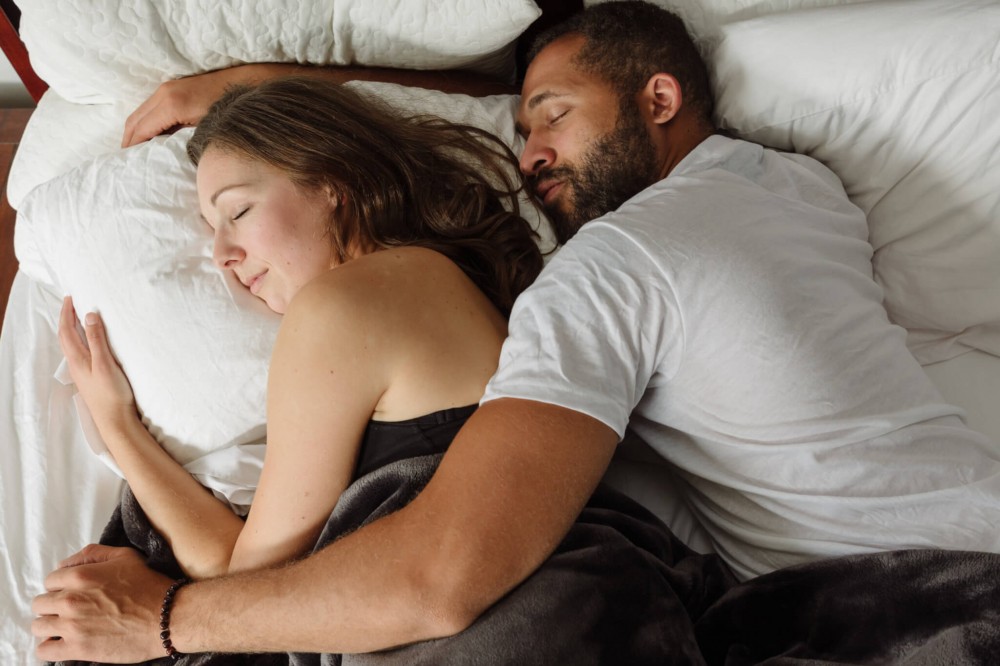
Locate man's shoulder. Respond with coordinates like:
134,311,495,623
677,133,847,198
527,220,674,305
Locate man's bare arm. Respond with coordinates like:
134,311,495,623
34,399,617,661
122,62,516,147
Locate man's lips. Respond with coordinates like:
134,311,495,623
534,179,564,206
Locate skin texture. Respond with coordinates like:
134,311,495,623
516,34,707,234
198,147,342,314
33,34,711,662
55,298,247,580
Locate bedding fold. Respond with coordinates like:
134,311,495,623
59,453,1000,665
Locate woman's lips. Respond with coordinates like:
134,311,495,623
248,271,266,295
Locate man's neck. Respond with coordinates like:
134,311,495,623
656,119,716,182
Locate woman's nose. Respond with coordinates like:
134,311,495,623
212,228,244,269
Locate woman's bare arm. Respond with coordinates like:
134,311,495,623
33,399,617,661
226,272,385,572
57,298,245,579
36,253,614,659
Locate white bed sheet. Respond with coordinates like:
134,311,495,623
0,271,123,665
924,351,1000,445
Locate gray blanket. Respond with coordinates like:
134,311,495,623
60,454,1000,665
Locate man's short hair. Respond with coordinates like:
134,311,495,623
528,1,715,124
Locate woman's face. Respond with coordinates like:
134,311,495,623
197,147,340,314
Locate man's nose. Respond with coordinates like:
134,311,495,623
519,134,555,176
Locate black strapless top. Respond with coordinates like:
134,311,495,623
354,404,478,479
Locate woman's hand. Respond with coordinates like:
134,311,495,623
58,297,138,433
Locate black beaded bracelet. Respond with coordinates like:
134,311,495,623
159,578,189,661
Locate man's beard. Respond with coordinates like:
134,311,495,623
533,106,659,244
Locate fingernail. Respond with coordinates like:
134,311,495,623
85,313,98,326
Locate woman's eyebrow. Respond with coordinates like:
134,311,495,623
210,182,250,206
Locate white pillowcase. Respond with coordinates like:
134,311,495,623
7,90,131,210
586,0,863,51
712,0,1000,364
13,82,553,508
15,125,279,492
19,0,541,104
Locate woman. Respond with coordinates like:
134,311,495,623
58,78,733,664
60,77,543,580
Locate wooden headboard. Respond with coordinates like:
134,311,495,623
0,1,581,103
0,0,46,102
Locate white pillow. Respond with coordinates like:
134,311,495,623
711,0,1000,364
585,0,864,51
19,0,541,104
7,90,130,210
14,126,279,465
13,82,554,507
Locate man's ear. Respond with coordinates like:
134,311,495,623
641,73,682,125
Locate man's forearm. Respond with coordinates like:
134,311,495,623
169,511,457,654
230,62,516,97
166,400,617,655
122,61,516,147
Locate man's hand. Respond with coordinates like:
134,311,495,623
32,545,173,664
122,67,249,148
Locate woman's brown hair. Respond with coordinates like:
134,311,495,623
187,77,543,316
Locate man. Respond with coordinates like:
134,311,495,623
32,2,1000,661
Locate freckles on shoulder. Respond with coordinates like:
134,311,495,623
285,247,478,341
281,251,418,327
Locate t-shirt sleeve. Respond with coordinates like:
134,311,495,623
482,224,682,439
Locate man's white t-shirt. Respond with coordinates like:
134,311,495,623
483,135,1000,580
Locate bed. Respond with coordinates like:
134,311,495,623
1,0,999,663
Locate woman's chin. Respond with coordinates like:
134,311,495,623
257,292,286,315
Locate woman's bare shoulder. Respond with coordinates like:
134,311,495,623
282,247,490,344
338,246,468,287
298,247,478,314
282,247,506,420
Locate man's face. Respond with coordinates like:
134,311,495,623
517,35,659,243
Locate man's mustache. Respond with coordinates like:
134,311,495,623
527,166,575,199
